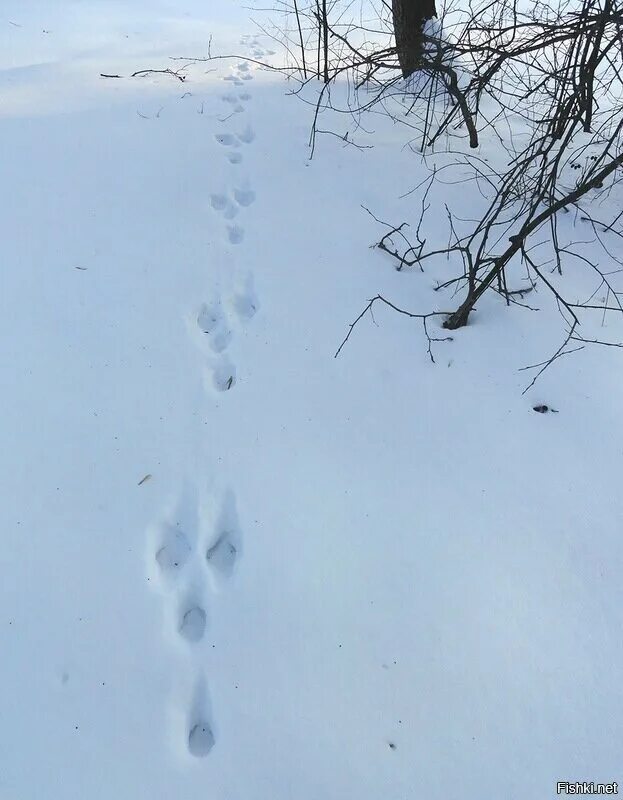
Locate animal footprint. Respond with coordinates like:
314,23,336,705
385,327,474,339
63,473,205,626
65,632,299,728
210,193,238,220
205,491,241,580
210,194,227,211
227,224,244,245
215,133,237,147
187,676,215,757
237,126,255,145
227,151,243,165
155,526,192,580
188,723,215,757
232,274,259,320
206,535,237,577
197,302,232,354
238,92,251,102
233,188,256,208
179,605,207,643
211,360,236,392
209,193,227,211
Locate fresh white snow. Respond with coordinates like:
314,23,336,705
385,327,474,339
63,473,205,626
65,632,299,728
1,1,622,798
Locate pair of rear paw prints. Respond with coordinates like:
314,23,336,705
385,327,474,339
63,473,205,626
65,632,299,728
221,91,252,117
223,59,255,88
153,497,240,627
196,279,258,393
149,489,242,758
209,186,256,245
239,34,275,60
215,126,256,171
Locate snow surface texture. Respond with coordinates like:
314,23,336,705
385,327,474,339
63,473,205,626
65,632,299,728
1,2,622,799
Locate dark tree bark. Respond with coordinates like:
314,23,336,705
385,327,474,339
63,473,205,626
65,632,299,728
392,0,437,79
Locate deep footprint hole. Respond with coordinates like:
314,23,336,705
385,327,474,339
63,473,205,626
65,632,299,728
155,529,191,575
213,367,236,391
188,723,215,757
179,606,207,642
206,533,237,576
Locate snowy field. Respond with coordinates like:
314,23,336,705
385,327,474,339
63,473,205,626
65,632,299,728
1,1,622,798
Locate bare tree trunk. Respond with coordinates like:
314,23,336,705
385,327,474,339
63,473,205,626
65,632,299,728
316,0,321,79
392,0,437,79
322,0,329,83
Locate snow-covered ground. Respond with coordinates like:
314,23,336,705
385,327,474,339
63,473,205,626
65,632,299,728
1,2,622,798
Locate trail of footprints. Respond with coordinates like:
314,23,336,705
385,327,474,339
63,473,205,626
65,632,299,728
149,488,243,757
196,273,258,393
146,35,265,763
213,39,263,245
205,36,261,392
